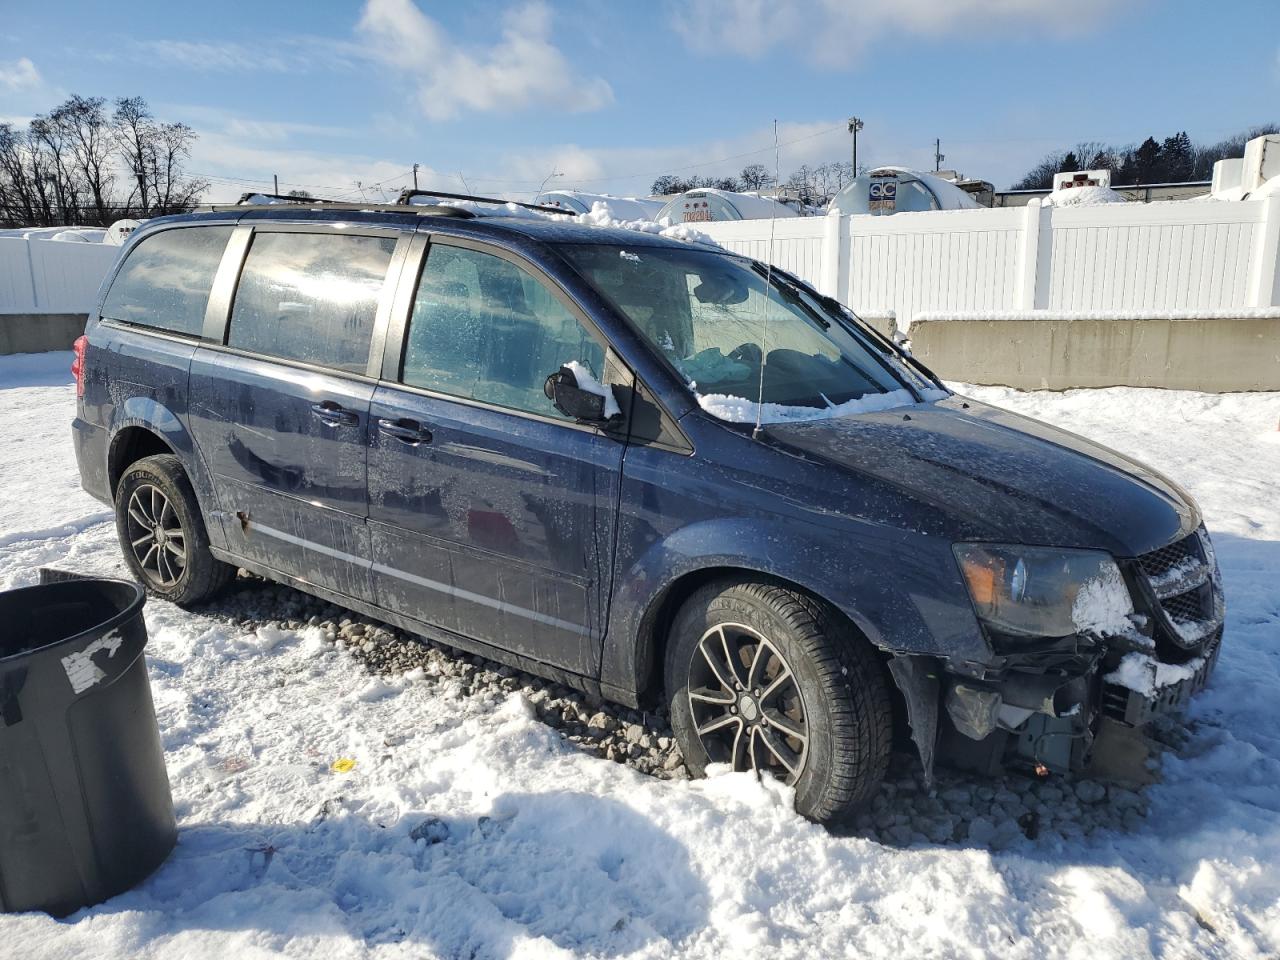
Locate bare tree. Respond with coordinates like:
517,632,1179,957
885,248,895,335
50,96,115,222
28,113,79,221
0,93,206,226
113,96,155,213
739,163,774,191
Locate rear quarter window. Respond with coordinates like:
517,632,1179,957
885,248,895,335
227,231,397,375
100,226,233,336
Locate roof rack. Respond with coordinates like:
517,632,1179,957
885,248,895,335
206,191,476,218
396,188,575,216
235,191,340,205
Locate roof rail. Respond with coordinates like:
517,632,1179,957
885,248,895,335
396,188,574,216
206,193,476,218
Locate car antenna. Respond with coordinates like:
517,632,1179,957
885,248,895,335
752,120,781,441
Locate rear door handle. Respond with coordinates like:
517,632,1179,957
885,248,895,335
378,417,433,445
311,400,359,426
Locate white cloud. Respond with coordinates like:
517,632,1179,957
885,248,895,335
190,130,422,202
86,37,362,74
0,57,40,91
357,0,613,120
670,0,1114,65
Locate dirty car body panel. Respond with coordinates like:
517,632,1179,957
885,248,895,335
72,206,1224,790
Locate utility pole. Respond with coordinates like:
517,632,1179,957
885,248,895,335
848,116,864,175
412,163,419,190
934,139,944,173
273,174,279,194
539,168,563,196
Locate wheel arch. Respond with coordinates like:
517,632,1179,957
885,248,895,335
623,560,892,709
104,396,222,549
108,425,177,497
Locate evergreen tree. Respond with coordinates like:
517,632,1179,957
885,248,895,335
1059,151,1080,173
1161,131,1193,182
1133,136,1163,183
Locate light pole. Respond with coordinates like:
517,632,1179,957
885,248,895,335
848,116,864,176
539,168,563,198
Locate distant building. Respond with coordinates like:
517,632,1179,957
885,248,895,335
829,167,982,216
994,181,1211,206
655,189,799,223
533,191,665,220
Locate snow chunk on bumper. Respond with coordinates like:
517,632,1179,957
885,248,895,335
1106,651,1205,698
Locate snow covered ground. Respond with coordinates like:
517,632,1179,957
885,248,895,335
2,353,1278,959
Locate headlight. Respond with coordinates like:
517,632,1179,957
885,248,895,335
953,543,1133,642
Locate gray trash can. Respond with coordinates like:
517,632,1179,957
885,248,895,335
0,575,175,917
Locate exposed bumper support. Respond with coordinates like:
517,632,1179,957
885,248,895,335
937,630,1222,777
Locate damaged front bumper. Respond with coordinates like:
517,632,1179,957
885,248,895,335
937,527,1225,778
941,630,1222,777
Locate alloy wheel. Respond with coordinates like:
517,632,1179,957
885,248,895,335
687,622,809,783
125,483,187,588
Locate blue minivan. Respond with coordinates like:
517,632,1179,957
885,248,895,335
72,199,1223,823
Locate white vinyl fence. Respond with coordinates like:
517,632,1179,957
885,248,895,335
0,237,121,314
698,197,1280,328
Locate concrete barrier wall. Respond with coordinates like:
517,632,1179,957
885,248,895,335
909,316,1280,392
0,314,89,355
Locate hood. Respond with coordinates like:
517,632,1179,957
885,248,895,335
763,398,1196,557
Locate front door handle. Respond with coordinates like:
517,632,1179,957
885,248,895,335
311,400,359,426
378,417,433,445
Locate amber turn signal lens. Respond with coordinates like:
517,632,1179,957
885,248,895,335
958,552,1002,607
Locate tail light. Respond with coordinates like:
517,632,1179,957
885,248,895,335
72,335,88,398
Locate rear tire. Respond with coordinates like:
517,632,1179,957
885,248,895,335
665,578,893,825
115,454,233,606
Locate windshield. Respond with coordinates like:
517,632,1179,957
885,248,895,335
560,244,939,422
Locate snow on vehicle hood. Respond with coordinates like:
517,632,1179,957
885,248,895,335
762,397,1198,556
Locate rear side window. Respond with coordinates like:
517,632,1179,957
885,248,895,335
402,244,605,419
101,226,232,335
228,232,397,374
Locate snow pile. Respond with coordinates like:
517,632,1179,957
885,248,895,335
580,202,721,247
697,387,947,424
405,195,722,248
1041,185,1127,207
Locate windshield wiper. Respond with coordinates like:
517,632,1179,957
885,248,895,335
751,263,830,328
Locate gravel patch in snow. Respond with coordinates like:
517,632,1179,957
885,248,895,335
198,572,1161,852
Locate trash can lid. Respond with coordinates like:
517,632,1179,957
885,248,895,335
0,578,145,664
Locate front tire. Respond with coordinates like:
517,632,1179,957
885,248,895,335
665,578,893,824
115,454,233,606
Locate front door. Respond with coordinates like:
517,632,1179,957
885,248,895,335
367,238,626,675
188,226,402,600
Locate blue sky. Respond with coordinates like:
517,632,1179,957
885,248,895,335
3,0,1278,201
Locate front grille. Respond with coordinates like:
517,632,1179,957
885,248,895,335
1133,528,1223,649
1137,533,1200,580
1163,586,1207,624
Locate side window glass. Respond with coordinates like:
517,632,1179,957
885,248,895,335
402,245,605,419
101,226,232,335
228,232,396,374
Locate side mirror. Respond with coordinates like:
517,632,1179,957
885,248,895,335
544,365,614,423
